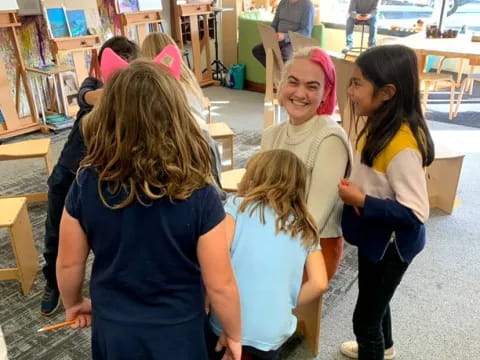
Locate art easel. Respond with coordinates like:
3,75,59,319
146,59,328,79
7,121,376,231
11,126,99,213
171,1,214,87
119,10,164,44
42,0,101,115
0,10,42,140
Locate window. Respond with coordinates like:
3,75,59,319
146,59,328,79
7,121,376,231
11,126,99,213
443,0,480,32
320,0,480,32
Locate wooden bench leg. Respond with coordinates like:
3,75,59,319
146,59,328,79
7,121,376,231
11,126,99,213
9,203,38,295
294,295,322,356
44,146,53,176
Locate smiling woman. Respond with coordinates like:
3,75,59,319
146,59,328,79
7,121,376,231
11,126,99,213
261,47,352,280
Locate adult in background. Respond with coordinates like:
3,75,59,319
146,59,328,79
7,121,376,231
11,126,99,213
343,0,380,54
252,0,314,67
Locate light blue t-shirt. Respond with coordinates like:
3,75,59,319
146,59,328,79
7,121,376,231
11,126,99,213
209,196,319,351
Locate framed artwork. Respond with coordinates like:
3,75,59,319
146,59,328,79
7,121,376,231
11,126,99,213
116,0,139,13
58,71,79,115
67,9,88,37
46,7,71,38
138,0,162,11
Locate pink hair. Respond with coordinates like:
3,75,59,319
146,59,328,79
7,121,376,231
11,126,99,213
310,48,337,115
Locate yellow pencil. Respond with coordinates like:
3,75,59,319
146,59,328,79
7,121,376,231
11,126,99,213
37,319,77,333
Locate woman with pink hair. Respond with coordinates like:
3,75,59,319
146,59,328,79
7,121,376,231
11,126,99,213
261,47,352,280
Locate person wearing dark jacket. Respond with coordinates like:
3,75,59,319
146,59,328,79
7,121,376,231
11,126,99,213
343,0,380,53
40,36,139,316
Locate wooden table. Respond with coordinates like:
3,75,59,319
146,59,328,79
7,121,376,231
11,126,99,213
388,33,480,78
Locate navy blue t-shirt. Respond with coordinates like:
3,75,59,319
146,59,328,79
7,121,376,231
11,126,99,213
65,168,225,325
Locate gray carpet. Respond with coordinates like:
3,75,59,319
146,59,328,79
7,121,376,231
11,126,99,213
426,78,480,129
0,129,360,359
2,117,479,359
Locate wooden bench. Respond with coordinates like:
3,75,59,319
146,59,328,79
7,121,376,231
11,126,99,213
0,197,38,295
427,143,464,214
220,167,323,356
208,123,234,171
0,138,52,203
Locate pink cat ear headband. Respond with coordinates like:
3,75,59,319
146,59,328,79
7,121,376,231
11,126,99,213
310,48,337,116
100,44,182,82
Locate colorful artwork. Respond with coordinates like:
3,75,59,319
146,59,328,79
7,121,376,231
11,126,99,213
46,8,71,38
116,0,139,13
67,10,88,37
0,108,5,125
138,0,162,11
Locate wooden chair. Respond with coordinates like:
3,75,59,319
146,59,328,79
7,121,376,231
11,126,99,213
420,72,456,120
0,197,38,295
258,23,284,129
454,72,480,118
207,123,234,171
0,138,52,203
288,31,319,53
330,54,355,126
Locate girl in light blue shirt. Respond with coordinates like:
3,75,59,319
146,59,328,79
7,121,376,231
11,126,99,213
207,149,328,360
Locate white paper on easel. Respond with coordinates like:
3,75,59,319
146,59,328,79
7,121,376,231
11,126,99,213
0,0,19,11
138,0,162,11
43,0,102,34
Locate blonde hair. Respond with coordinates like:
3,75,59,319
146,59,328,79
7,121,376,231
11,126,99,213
237,150,319,248
81,59,212,209
141,32,204,102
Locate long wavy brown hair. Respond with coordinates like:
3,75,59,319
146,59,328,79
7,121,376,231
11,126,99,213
237,150,319,249
80,59,212,209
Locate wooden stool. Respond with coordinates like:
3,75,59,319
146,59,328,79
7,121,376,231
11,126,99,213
0,197,38,295
0,138,52,203
427,144,464,214
220,168,245,192
203,97,212,124
208,123,234,171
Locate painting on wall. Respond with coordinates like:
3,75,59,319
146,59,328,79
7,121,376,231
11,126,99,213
46,7,71,38
67,10,88,37
116,0,139,13
0,108,5,125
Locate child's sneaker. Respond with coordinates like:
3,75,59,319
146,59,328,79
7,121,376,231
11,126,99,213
340,341,396,359
41,285,60,316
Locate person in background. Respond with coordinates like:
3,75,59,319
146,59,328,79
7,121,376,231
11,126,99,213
40,36,139,316
343,0,380,54
339,45,434,360
56,54,241,359
206,149,327,360
252,0,314,67
141,32,224,191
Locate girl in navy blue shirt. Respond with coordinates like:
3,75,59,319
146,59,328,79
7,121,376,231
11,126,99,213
56,54,241,360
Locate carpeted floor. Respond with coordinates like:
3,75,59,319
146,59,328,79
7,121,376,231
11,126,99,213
426,78,480,128
0,129,360,359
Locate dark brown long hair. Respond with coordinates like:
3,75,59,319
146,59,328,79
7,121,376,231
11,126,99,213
81,59,212,208
353,45,434,167
237,150,319,249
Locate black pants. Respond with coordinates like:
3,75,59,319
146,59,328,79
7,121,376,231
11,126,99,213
252,41,293,68
42,164,76,290
353,243,409,360
204,321,280,360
